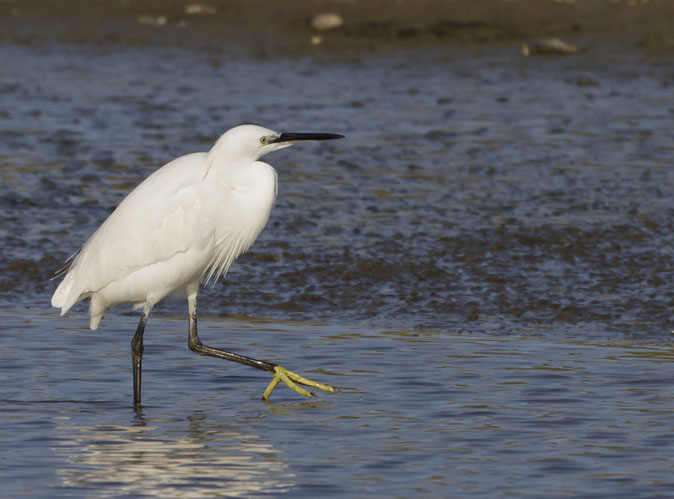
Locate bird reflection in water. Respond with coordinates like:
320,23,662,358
54,412,295,497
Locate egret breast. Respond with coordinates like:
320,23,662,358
204,161,278,283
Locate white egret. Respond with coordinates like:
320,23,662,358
51,124,344,407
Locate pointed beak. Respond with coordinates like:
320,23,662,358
271,132,344,144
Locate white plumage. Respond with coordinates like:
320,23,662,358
53,125,279,329
51,124,343,405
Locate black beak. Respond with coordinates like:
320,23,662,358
272,132,344,143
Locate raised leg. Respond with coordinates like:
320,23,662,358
131,307,150,408
186,291,335,400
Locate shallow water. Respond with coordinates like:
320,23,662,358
1,11,674,497
2,41,674,334
2,312,674,497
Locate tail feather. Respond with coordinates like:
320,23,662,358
50,250,79,282
51,272,81,316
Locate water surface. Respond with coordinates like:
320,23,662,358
1,8,674,497
2,312,674,497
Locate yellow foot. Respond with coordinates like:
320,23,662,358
262,365,336,400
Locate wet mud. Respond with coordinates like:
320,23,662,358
2,4,674,497
0,1,673,338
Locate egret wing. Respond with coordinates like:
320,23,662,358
52,153,211,313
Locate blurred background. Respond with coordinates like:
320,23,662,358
1,0,673,333
1,1,673,497
2,0,674,52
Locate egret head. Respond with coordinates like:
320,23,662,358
211,124,344,163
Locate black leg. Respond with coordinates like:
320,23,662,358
185,291,335,400
187,304,276,373
131,310,149,407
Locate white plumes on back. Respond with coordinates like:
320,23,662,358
50,124,343,405
51,125,279,329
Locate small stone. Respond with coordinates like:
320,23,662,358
185,4,217,15
137,15,167,26
311,12,343,32
522,38,581,57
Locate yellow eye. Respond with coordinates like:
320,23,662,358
260,136,269,145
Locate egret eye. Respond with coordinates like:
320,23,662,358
51,123,343,405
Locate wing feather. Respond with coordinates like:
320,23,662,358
52,153,208,314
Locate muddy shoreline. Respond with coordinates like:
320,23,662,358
2,0,673,56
